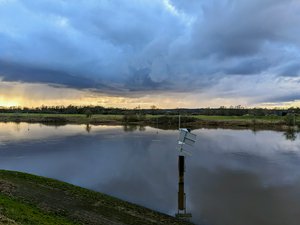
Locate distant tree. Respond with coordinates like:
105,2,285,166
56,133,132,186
150,105,158,114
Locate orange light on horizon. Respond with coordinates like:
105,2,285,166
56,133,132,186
1,81,300,109
0,98,20,107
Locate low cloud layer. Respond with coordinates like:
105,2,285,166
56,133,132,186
1,0,300,106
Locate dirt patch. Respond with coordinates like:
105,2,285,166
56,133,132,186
0,214,19,225
0,180,16,196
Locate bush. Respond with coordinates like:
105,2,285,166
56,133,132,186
123,114,139,123
84,109,92,118
284,114,295,126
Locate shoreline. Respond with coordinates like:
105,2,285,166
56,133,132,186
0,113,298,131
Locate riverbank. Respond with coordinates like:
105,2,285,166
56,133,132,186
0,113,298,131
0,170,192,225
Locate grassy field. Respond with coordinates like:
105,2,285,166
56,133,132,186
0,113,124,124
192,115,287,122
0,170,192,225
0,113,298,130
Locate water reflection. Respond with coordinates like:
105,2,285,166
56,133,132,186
86,124,92,133
1,123,300,225
0,122,124,143
283,128,298,141
123,124,146,132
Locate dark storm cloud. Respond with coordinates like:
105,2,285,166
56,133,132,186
277,62,300,77
222,57,271,75
125,67,171,91
189,0,298,57
264,94,300,103
0,60,109,89
0,0,300,102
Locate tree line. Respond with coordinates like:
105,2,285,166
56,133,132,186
0,105,299,116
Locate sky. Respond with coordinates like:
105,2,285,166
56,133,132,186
1,0,300,108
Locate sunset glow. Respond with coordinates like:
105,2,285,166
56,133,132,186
0,99,19,107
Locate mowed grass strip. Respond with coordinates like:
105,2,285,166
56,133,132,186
0,113,124,124
192,115,286,122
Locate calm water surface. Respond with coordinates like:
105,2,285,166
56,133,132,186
0,122,300,225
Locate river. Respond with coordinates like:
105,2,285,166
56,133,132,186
0,122,300,225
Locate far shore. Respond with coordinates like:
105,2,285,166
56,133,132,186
0,113,299,131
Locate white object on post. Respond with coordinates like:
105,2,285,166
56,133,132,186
178,128,196,146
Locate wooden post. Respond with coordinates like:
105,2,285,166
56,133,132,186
176,155,192,220
178,155,185,211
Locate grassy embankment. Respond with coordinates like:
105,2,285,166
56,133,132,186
0,170,192,225
0,113,298,130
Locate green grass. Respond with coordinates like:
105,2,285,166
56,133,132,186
0,113,124,124
0,170,192,225
0,113,123,120
0,194,75,225
192,115,285,122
